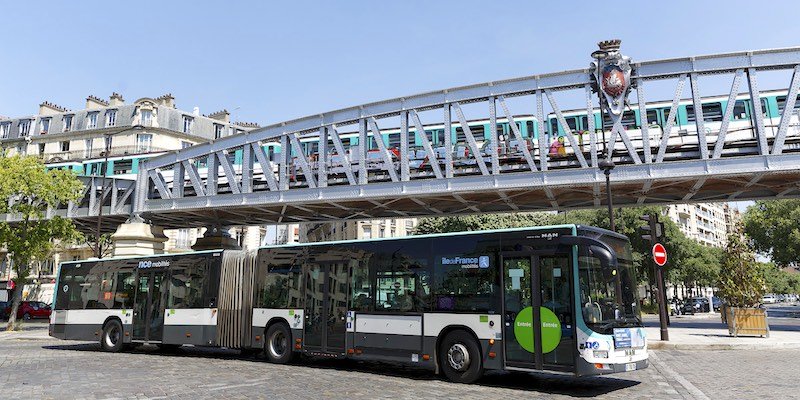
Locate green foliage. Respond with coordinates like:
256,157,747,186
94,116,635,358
759,262,800,294
0,155,84,328
413,212,554,235
743,199,800,268
716,230,765,307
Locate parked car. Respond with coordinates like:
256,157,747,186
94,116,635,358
761,294,778,304
0,301,9,320
691,297,711,313
711,296,723,311
2,301,51,320
669,298,695,315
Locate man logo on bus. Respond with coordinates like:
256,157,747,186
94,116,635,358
479,256,490,269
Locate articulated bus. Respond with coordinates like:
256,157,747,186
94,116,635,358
50,225,647,382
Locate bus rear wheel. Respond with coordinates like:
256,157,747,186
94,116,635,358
439,330,483,384
100,320,124,353
265,323,294,364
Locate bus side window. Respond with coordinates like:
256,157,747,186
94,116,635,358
114,272,136,309
350,259,372,312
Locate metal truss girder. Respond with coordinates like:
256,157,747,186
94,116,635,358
747,68,769,156
182,160,206,196
689,73,708,159
410,110,444,179
215,150,241,194
400,112,410,181
289,134,317,188
608,115,642,164
498,95,537,172
327,125,357,185
656,74,688,163
773,65,800,155
249,142,279,191
451,102,490,176
585,85,598,167
536,91,548,171
148,170,171,200
488,98,500,175
712,69,745,159
545,90,588,168
636,80,652,164
318,127,328,188
367,118,400,182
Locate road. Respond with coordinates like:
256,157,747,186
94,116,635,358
1,321,799,399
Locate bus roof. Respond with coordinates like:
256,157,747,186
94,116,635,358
61,223,629,265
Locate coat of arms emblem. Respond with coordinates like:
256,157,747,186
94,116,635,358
591,39,634,116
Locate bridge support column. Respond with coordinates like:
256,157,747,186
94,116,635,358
110,215,169,257
191,225,241,251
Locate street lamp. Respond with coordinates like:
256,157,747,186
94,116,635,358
94,124,144,258
598,159,616,231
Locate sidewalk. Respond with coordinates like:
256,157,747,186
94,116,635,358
643,313,800,350
0,321,51,341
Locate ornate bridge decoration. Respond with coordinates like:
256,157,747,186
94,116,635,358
6,42,800,230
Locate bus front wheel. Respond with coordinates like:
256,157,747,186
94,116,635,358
265,323,294,364
100,320,124,353
439,330,483,384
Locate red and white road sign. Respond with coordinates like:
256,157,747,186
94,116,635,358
652,243,667,266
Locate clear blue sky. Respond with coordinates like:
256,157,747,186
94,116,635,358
1,0,799,125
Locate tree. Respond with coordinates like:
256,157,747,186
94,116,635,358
743,200,800,268
413,212,554,234
0,155,84,330
716,229,765,308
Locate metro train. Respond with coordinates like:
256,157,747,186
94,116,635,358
47,90,800,190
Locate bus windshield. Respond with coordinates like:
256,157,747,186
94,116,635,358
577,232,641,334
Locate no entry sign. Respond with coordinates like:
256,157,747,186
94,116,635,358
652,243,667,266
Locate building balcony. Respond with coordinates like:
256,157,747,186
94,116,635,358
44,146,170,163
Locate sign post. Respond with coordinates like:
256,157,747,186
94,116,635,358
640,213,669,341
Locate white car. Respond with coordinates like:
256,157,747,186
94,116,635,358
761,294,778,304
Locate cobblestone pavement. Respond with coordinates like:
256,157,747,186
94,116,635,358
1,332,798,399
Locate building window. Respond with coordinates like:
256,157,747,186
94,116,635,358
105,110,116,127
63,115,73,132
16,144,26,155
214,124,224,139
136,133,152,153
86,112,98,129
181,141,192,149
19,119,31,136
84,139,93,158
175,228,191,249
38,143,46,154
60,141,70,152
40,118,51,134
0,122,9,138
140,109,152,126
362,226,372,239
183,116,193,134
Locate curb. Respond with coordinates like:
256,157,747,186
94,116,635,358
648,341,800,350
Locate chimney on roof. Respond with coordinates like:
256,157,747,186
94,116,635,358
235,121,261,130
86,95,109,110
192,106,200,116
156,93,175,108
208,109,230,123
39,101,69,116
109,92,125,107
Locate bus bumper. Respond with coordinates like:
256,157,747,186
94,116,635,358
575,357,648,376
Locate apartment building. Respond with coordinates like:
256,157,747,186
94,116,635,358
666,202,741,248
301,219,418,243
0,93,264,285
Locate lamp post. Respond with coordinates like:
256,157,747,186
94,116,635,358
94,124,144,258
598,159,616,231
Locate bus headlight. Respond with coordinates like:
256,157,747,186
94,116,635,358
593,350,609,358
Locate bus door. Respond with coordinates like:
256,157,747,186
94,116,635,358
132,268,168,342
502,253,575,371
303,261,349,355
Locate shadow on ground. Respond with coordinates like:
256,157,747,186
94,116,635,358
43,342,639,397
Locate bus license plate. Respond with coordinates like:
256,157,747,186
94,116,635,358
625,363,636,372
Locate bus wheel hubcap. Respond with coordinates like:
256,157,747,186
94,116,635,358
106,326,119,347
447,343,470,371
269,331,287,358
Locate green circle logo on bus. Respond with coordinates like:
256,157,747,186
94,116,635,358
513,306,561,353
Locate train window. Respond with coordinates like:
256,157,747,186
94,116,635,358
762,99,770,117
621,111,636,127
113,160,133,175
455,127,466,143
646,110,660,126
776,95,800,114
733,100,749,120
387,133,401,149
578,116,588,132
703,103,724,122
549,119,559,136
470,124,485,140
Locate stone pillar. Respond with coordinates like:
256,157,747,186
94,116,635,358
111,216,168,257
191,225,241,251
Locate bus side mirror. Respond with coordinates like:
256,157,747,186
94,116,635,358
589,245,616,280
